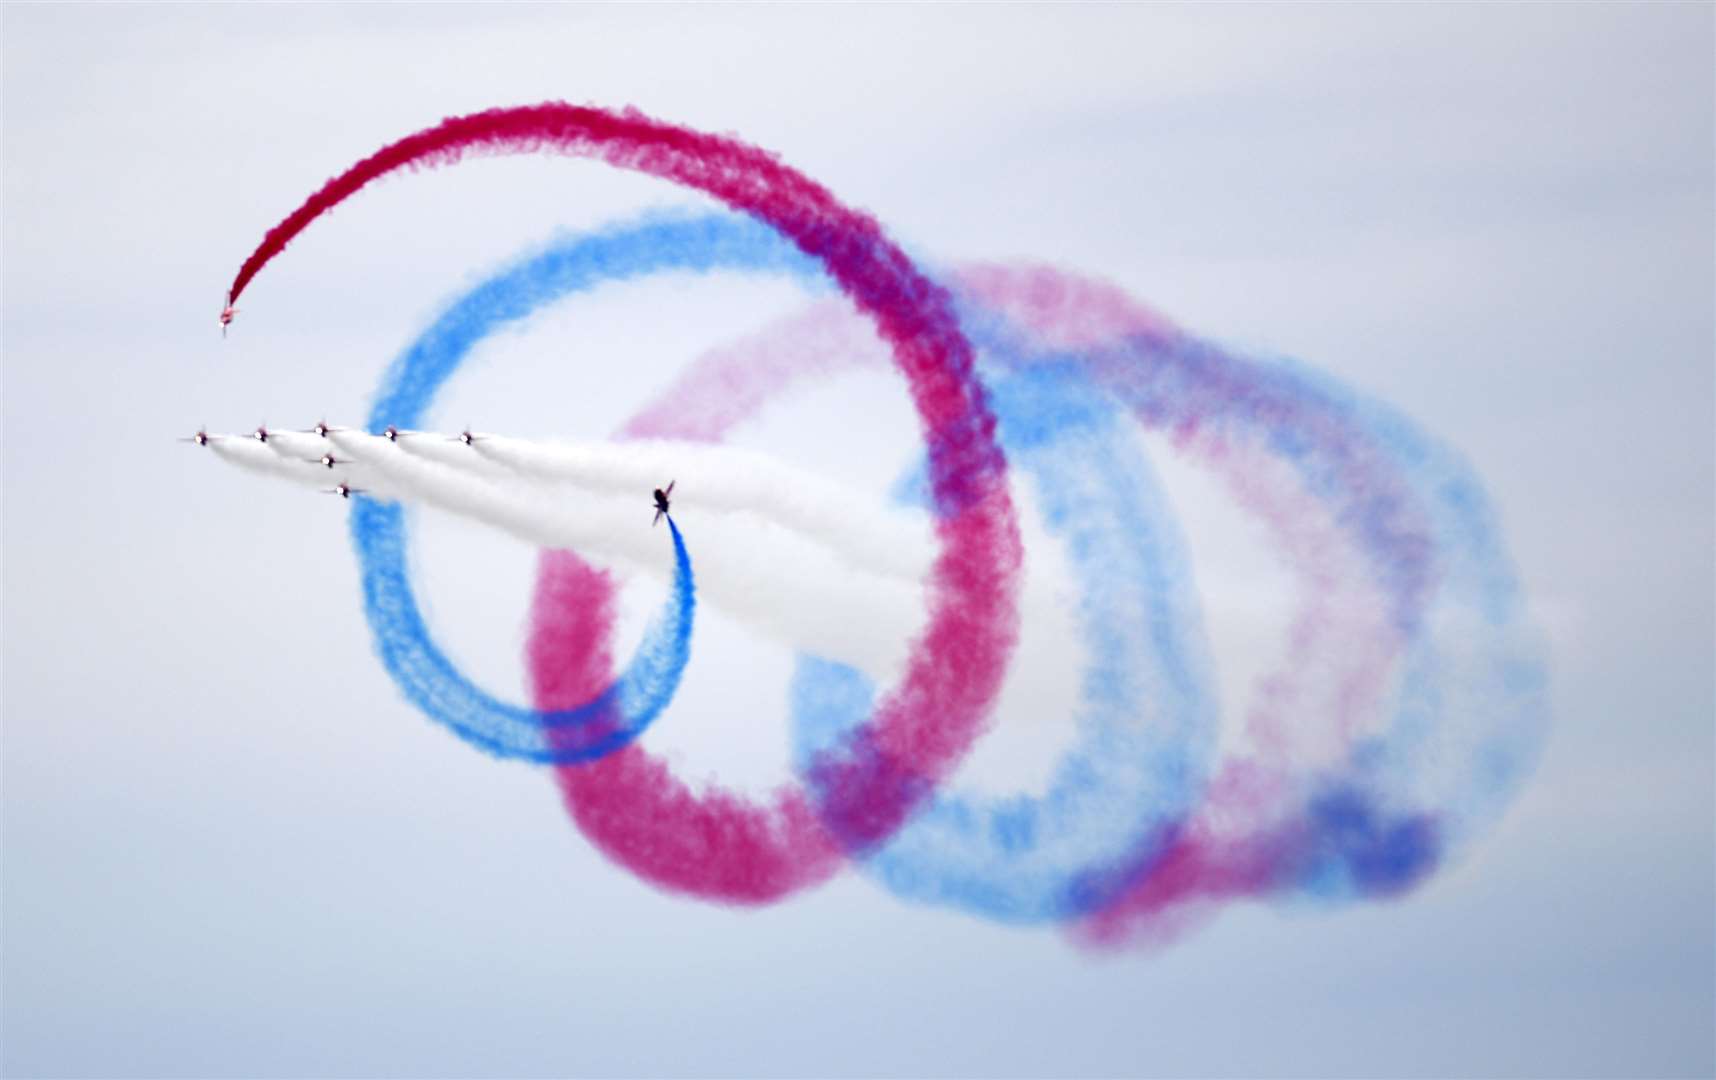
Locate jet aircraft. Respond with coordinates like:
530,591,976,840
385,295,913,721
653,481,675,527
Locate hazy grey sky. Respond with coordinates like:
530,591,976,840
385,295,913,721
3,4,1712,1077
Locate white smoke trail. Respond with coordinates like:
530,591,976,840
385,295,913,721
469,436,935,583
209,434,400,501
205,426,1072,684
323,430,927,677
397,432,521,480
263,430,406,500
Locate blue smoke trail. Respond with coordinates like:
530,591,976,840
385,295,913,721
955,299,1547,909
367,213,824,427
349,215,806,763
349,209,1545,926
1286,358,1549,875
352,500,694,763
791,363,1217,923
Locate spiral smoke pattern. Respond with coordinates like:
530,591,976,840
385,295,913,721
228,105,1547,950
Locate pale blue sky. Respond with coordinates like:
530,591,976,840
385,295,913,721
3,4,1712,1077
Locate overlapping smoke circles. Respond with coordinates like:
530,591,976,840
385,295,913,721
342,214,1545,946
227,104,1546,949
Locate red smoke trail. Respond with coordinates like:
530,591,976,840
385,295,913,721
564,264,1425,927
232,102,1022,878
229,104,1003,500
527,551,844,903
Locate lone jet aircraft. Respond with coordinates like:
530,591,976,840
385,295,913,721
653,481,675,527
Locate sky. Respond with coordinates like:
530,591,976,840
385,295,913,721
3,4,1713,1078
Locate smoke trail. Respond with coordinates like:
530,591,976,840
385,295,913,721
209,436,326,486
228,111,1033,853
496,217,1545,937
227,103,1015,521
620,297,870,443
627,296,1398,752
517,221,1418,911
940,275,1546,945
215,421,939,677
609,306,1361,927
327,210,1015,901
469,436,934,584
232,105,1545,937
260,429,404,498
791,364,1215,924
209,433,399,502
325,209,1539,922
395,433,523,479
537,360,1220,912
321,430,925,676
349,498,694,764
531,557,846,902
365,215,823,430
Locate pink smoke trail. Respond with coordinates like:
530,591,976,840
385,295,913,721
231,102,1024,874
562,264,1415,932
527,304,893,903
951,266,1428,947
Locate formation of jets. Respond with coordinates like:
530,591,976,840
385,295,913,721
183,423,675,523
213,303,674,519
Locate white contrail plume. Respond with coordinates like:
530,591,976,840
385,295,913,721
396,432,521,480
256,430,400,499
264,430,347,469
324,430,926,677
207,434,362,492
208,425,1064,682
471,435,934,583
203,429,403,501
